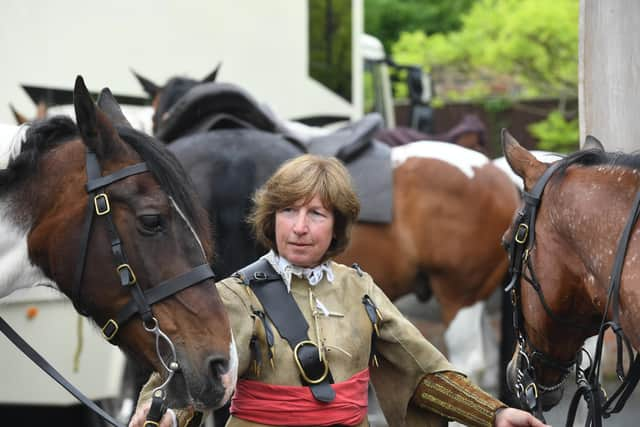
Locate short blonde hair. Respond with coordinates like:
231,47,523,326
249,154,360,261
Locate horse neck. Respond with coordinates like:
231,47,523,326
0,187,57,299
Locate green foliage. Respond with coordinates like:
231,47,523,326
391,0,579,101
528,110,579,153
365,0,475,52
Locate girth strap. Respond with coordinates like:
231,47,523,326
236,259,336,403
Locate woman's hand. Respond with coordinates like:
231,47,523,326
494,407,551,427
128,400,176,427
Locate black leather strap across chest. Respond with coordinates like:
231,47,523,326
236,258,336,403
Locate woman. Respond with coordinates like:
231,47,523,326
130,154,548,427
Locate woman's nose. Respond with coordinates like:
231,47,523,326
292,213,308,233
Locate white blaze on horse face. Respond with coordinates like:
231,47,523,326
169,197,207,259
222,334,239,404
0,203,57,299
170,197,240,397
391,141,488,178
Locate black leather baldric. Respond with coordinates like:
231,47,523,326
235,258,336,402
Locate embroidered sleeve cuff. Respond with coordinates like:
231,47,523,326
411,371,507,427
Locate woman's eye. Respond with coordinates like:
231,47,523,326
139,215,163,232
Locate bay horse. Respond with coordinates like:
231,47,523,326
0,76,236,414
502,130,640,423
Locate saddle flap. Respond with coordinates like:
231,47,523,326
306,113,383,163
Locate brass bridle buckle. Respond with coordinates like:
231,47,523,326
93,193,111,215
117,263,137,286
515,223,529,244
293,340,329,384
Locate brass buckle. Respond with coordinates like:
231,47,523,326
117,263,137,286
515,223,529,244
101,319,119,340
143,422,159,427
293,340,329,384
94,193,111,215
525,382,539,399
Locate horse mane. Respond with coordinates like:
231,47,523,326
0,115,78,186
0,116,209,242
556,148,640,179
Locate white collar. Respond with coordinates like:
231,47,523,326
261,250,334,292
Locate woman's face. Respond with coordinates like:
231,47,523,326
275,194,335,267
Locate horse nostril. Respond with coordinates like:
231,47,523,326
207,355,229,377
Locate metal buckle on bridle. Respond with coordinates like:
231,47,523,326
93,193,111,215
293,340,329,384
515,223,529,244
101,319,119,341
116,263,137,286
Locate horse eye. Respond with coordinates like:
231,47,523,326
139,215,163,233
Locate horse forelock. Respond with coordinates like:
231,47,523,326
391,141,488,178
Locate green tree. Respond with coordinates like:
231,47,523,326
391,0,579,152
365,0,474,53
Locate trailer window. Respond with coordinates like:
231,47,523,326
308,0,352,102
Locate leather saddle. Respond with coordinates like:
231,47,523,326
158,82,393,223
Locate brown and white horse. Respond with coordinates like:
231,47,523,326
0,77,236,412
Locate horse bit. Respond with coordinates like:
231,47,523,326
505,159,640,426
0,147,216,427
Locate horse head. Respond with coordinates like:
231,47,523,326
132,64,221,135
501,130,624,412
2,76,236,411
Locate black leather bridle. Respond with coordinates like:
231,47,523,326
0,148,216,427
505,159,640,426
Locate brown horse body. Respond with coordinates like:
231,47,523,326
132,70,520,323
502,131,640,412
340,141,520,324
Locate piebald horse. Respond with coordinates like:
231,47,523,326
0,77,237,413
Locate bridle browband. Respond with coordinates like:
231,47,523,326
0,147,217,427
505,159,640,426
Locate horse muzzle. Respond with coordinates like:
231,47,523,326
166,340,238,410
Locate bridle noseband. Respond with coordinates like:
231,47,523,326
505,159,640,426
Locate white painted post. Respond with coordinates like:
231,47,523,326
579,0,640,152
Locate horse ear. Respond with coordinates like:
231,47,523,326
9,103,28,125
583,134,604,151
202,62,222,83
74,76,127,160
97,88,133,128
501,129,547,190
131,69,160,98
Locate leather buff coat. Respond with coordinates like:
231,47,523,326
140,261,455,426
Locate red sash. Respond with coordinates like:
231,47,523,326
230,368,370,426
